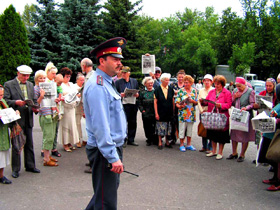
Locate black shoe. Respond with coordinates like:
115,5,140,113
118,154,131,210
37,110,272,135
165,143,173,148
226,154,238,160
85,162,91,167
158,145,163,150
252,160,256,164
237,156,245,162
12,171,19,178
41,152,44,157
127,142,138,146
26,168,40,173
0,176,12,184
84,168,92,174
123,141,127,148
146,142,151,146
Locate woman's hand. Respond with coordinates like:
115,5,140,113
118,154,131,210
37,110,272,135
253,103,260,109
233,92,242,100
155,114,160,120
241,107,246,111
120,93,125,98
15,110,20,116
216,103,221,108
40,89,45,98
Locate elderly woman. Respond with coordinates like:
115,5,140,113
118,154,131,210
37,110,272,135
253,78,277,152
175,75,198,152
73,73,85,148
200,75,232,160
139,77,157,146
197,74,214,152
227,77,255,162
59,67,79,152
0,85,20,184
260,84,280,191
154,73,174,150
34,70,58,166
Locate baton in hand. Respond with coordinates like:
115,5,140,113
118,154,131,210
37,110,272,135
107,163,139,177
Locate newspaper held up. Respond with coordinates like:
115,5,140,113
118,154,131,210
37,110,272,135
39,82,57,107
255,95,273,115
122,88,139,105
0,107,21,124
251,111,276,133
142,55,155,74
230,107,250,132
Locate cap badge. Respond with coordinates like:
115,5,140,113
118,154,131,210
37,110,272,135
118,40,124,46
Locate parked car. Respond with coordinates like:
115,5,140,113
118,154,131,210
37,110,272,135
249,80,266,95
169,77,177,85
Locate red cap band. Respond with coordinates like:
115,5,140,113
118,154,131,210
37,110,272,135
96,47,122,58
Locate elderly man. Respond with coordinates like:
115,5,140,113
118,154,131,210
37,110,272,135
4,65,40,178
80,58,94,173
115,66,139,146
84,37,127,209
153,66,162,89
81,57,94,83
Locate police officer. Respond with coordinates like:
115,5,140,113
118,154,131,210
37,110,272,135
83,37,127,210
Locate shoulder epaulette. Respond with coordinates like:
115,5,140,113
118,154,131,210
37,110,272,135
97,75,103,86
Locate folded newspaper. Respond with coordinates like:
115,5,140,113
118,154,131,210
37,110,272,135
255,95,273,114
0,108,21,124
251,111,276,133
122,88,139,104
24,99,40,109
230,107,250,132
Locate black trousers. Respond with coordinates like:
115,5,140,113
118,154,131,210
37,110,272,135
142,117,157,144
12,126,36,172
85,146,123,210
123,104,138,143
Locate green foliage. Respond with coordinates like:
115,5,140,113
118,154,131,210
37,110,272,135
21,4,36,31
101,0,143,74
228,42,255,75
0,5,30,84
58,0,104,72
28,0,61,71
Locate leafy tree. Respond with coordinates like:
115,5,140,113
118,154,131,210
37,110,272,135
101,0,143,74
0,5,30,83
228,42,255,76
28,0,61,71
58,0,104,72
21,4,36,31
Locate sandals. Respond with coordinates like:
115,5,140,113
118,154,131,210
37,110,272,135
76,142,82,148
43,160,58,167
64,147,72,152
179,146,186,152
49,156,58,162
51,150,61,157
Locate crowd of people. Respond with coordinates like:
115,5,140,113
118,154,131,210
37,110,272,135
1,55,280,197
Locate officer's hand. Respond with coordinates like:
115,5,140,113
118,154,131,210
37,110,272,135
111,160,124,174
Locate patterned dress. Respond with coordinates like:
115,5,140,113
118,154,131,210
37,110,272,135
175,88,197,123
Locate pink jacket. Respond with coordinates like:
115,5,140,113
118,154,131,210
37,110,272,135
204,88,232,131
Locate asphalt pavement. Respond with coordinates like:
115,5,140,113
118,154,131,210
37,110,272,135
1,112,279,210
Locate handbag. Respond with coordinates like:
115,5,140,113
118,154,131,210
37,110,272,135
10,122,26,154
201,106,227,130
266,129,280,162
197,122,207,137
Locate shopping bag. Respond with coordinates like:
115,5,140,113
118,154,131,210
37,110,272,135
201,107,227,130
10,122,26,154
266,129,280,162
197,122,207,137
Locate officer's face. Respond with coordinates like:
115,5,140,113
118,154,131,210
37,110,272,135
102,56,122,77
